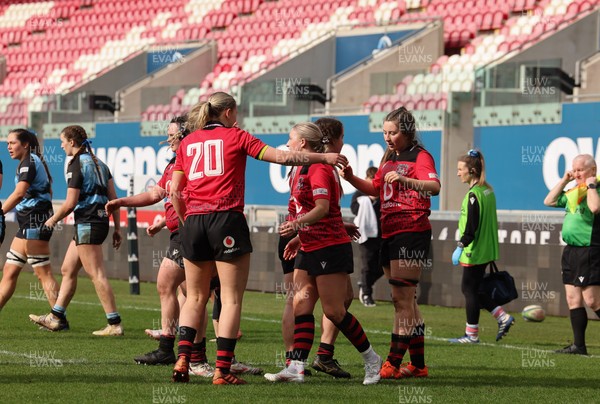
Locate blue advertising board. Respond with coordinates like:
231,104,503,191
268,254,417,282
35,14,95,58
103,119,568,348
475,102,600,210
335,29,416,73
147,46,199,74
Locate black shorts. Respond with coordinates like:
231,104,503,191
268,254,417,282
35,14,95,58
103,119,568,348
278,234,295,275
166,231,184,269
295,243,353,277
180,211,253,261
74,222,109,245
16,207,53,241
380,229,431,268
561,245,600,286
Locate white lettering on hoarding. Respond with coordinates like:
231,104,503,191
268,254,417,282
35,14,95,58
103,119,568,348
68,146,172,192
543,137,600,190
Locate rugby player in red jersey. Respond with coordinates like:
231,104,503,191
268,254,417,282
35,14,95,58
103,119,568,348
342,107,440,380
264,122,382,385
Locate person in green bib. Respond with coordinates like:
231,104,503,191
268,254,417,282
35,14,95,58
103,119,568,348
449,149,515,343
544,153,600,355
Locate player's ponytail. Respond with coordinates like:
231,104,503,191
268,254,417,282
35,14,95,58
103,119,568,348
187,92,236,132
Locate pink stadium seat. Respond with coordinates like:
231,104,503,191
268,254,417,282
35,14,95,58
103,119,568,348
578,1,593,12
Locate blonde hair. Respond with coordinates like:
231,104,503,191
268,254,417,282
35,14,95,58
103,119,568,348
187,92,237,132
292,122,326,153
458,149,492,189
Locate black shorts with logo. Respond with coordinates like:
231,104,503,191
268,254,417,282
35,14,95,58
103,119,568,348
180,211,253,261
74,222,109,245
561,245,600,286
16,206,53,241
166,231,184,269
380,229,431,269
279,234,295,275
295,242,353,277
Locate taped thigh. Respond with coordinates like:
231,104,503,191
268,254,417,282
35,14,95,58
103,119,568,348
27,254,51,268
6,249,27,268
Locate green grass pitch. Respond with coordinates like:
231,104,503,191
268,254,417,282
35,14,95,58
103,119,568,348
0,272,598,403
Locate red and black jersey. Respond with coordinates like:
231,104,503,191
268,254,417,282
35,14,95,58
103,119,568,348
173,123,268,217
290,164,350,252
157,157,183,233
372,145,439,238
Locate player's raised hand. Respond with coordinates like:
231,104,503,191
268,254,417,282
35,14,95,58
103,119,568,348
323,153,348,170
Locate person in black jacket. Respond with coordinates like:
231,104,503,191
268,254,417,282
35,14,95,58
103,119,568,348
351,167,383,307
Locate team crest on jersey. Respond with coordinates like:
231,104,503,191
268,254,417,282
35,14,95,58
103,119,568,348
296,177,304,190
396,164,409,176
223,236,235,248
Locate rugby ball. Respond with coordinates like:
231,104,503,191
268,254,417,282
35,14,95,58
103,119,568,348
522,305,545,322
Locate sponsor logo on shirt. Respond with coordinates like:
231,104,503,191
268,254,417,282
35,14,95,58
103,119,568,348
66,172,72,180
320,261,327,269
313,188,328,196
428,173,439,179
20,167,29,174
396,164,409,175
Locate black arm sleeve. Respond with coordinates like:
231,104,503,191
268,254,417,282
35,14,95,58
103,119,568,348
67,156,83,189
17,157,36,184
460,192,480,248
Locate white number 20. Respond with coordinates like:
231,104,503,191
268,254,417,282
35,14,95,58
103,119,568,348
187,140,224,180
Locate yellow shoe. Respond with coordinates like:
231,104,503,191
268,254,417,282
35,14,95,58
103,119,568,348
92,324,124,336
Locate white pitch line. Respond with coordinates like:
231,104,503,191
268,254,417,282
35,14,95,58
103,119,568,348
14,294,161,312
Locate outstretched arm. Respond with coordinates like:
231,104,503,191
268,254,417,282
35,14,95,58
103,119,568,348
105,186,165,216
341,166,378,196
260,147,348,169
